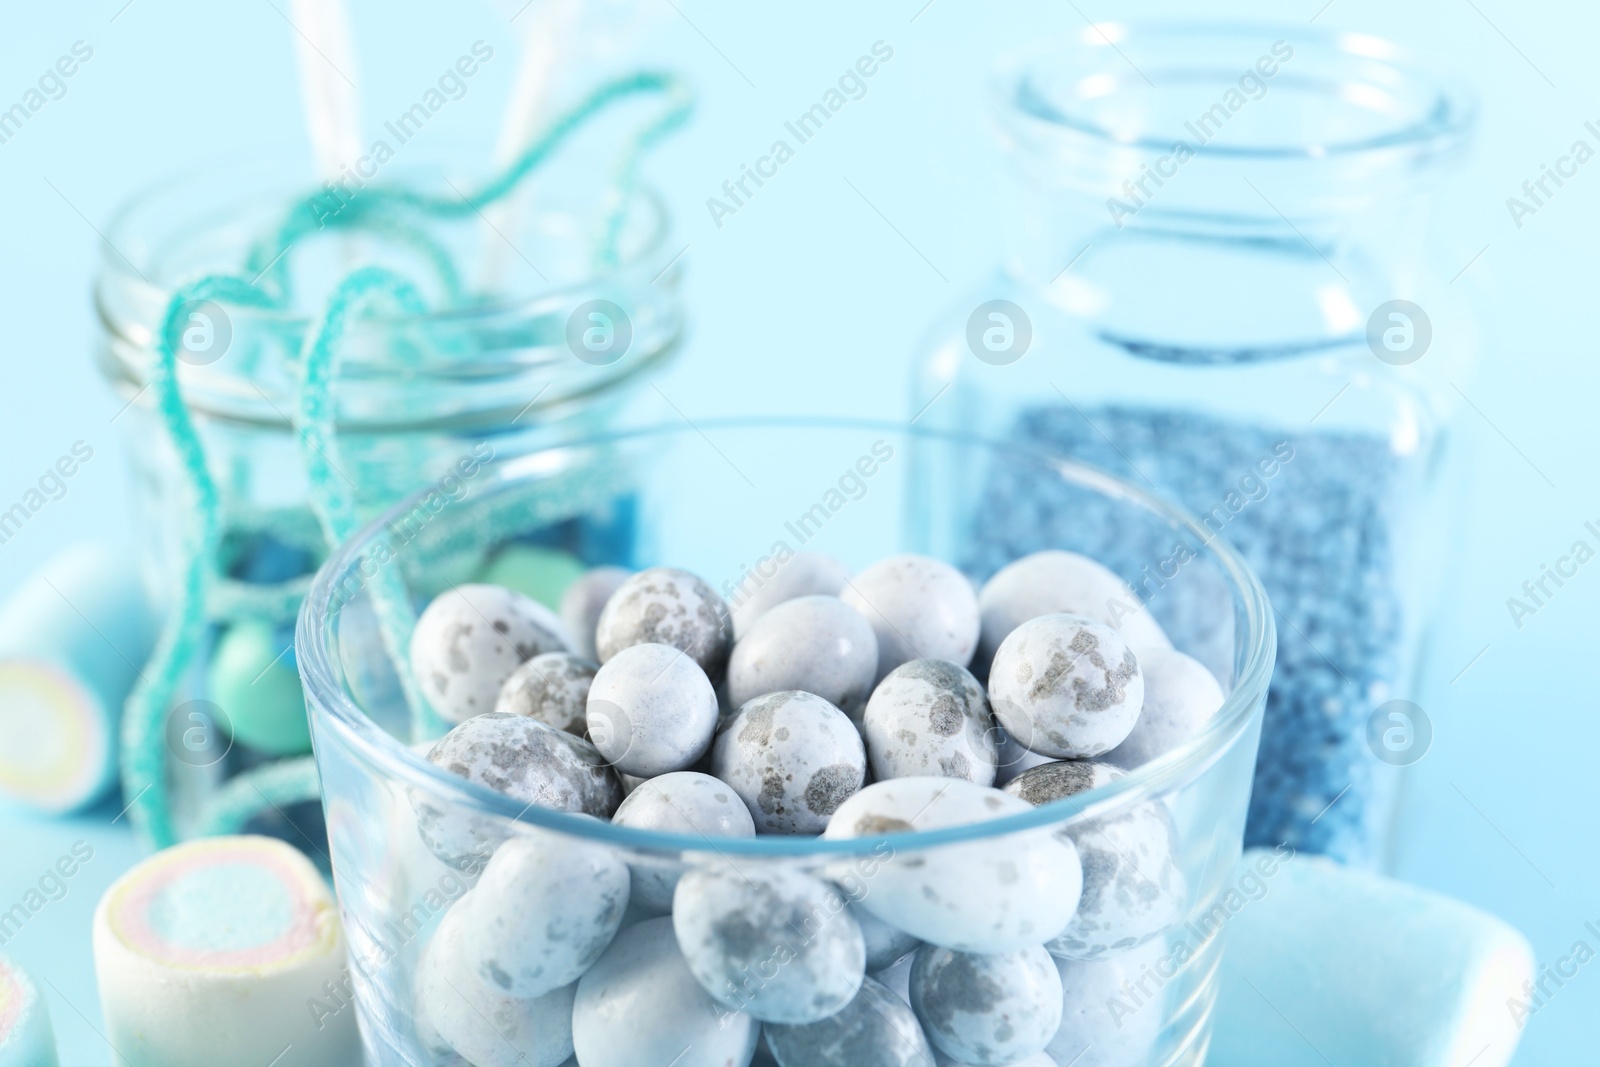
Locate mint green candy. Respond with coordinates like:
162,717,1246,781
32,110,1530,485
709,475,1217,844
475,545,586,611
207,621,311,755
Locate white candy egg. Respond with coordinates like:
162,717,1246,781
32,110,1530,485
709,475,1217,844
841,555,980,682
611,771,756,912
910,944,1063,1066
988,614,1144,759
711,691,866,835
862,659,997,785
411,584,573,724
726,595,879,719
587,643,719,777
1105,646,1226,770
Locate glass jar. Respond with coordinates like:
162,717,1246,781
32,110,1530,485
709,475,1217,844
300,419,1274,1066
913,24,1475,866
95,156,683,848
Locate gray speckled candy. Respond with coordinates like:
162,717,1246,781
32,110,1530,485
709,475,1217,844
587,642,719,777
672,864,865,1023
909,944,1062,1066
611,771,756,912
988,614,1144,759
455,825,630,997
729,551,850,638
494,651,597,736
1105,646,1226,770
417,714,621,864
415,896,577,1067
856,902,922,972
411,584,574,724
711,691,866,835
975,550,1171,673
572,917,759,1067
559,566,632,661
1003,761,1185,961
765,976,936,1067
862,660,997,785
823,779,1082,954
841,555,981,682
1047,941,1163,1066
595,567,733,680
726,595,879,720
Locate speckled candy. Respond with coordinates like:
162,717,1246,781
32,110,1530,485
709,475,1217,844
823,778,1082,953
725,595,878,719
411,584,573,724
1047,941,1164,1067
611,771,756,912
455,825,630,997
975,550,1171,672
711,691,866,835
855,902,922,971
1003,761,1185,961
572,917,758,1067
1106,646,1225,770
841,555,980,682
673,863,865,1023
910,944,1063,1066
418,714,620,863
729,551,850,638
494,651,597,736
594,567,733,680
765,976,935,1067
559,566,632,661
862,659,997,785
587,642,719,777
416,897,576,1067
988,614,1144,759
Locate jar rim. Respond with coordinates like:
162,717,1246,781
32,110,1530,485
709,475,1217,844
298,416,1278,857
997,21,1476,161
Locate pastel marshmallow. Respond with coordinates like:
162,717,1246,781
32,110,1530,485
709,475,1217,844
93,836,359,1067
0,955,58,1067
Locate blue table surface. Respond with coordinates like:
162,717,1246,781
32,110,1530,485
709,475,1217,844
1,1,1593,1064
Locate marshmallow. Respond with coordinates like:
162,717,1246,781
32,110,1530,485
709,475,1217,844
1211,849,1535,1067
0,955,58,1067
93,835,359,1067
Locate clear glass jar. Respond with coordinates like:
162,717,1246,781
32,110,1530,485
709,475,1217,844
913,25,1475,866
300,419,1274,1066
95,157,683,847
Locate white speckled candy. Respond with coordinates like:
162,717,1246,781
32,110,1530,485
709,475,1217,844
595,567,733,680
862,660,997,785
587,643,719,777
855,902,922,971
711,691,866,835
559,566,631,661
726,595,878,719
729,551,850,638
1003,761,1185,961
416,897,576,1067
988,615,1144,760
494,651,597,736
823,778,1082,954
910,944,1063,1066
1047,942,1164,1067
976,550,1171,672
611,771,756,912
572,917,758,1067
673,863,865,1023
765,976,935,1067
418,714,620,863
842,555,980,683
411,584,573,724
1106,646,1226,770
455,824,630,997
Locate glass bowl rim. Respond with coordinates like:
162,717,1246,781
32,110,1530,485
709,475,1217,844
996,20,1478,162
298,416,1277,857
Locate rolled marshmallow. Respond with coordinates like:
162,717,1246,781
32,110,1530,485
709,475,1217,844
0,542,157,812
0,955,58,1067
1211,849,1535,1067
93,835,359,1067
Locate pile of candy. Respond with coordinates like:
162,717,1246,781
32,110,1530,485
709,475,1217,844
405,549,1226,1067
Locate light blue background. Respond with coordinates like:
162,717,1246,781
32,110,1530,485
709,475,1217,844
0,0,1590,1063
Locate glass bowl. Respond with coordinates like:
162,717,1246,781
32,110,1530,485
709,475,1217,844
299,418,1274,1067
